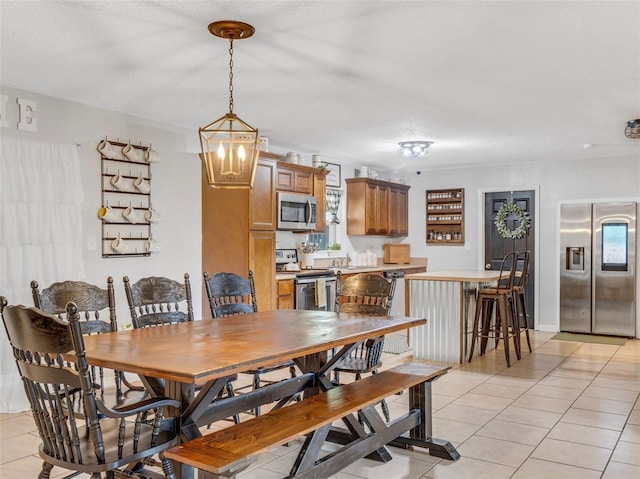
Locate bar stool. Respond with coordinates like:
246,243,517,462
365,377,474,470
468,251,519,366
513,250,532,354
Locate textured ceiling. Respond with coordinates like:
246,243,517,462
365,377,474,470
1,1,639,173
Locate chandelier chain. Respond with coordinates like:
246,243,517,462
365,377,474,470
228,38,234,114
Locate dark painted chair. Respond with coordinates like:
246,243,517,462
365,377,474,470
0,296,179,479
123,274,194,329
124,273,238,423
31,277,146,409
333,271,397,421
204,271,297,416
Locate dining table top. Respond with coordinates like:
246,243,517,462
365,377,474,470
79,309,426,386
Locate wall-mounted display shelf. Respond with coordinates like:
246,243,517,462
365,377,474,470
98,140,155,258
426,188,464,244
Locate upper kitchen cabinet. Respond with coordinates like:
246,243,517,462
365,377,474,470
346,178,410,236
275,163,313,194
313,171,327,233
249,157,277,230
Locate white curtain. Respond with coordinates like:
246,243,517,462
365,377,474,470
0,138,85,412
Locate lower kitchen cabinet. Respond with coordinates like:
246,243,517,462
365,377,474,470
277,279,294,309
249,230,277,311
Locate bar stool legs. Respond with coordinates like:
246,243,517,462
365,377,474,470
513,250,532,355
469,292,516,366
514,287,532,354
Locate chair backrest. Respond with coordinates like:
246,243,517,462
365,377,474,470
515,250,530,289
335,272,397,316
1,296,109,464
124,273,193,328
31,277,120,398
31,278,117,335
496,250,519,291
204,271,258,318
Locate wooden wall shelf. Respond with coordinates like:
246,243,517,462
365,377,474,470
426,188,464,245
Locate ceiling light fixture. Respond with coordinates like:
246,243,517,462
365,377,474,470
199,20,259,189
624,119,640,139
399,141,434,158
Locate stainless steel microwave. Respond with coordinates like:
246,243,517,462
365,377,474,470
277,192,317,231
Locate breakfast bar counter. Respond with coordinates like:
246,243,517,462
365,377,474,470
406,270,501,363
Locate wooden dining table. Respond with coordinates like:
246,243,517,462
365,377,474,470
80,309,430,478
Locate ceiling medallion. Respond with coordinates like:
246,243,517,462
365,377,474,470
399,141,434,158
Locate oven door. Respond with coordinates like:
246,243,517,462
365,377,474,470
295,278,336,311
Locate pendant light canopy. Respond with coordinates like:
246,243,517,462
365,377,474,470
199,20,260,189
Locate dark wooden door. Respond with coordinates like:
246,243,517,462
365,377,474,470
484,190,535,327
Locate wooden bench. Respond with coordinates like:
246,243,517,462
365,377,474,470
165,362,458,478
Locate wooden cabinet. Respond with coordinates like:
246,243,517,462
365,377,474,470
249,158,277,230
313,172,327,232
202,157,277,316
276,165,313,194
389,185,409,236
426,188,464,245
346,178,410,236
276,279,294,309
249,230,277,310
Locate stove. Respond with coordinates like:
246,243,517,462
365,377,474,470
276,248,336,310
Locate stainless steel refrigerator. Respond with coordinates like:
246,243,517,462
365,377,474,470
560,202,637,336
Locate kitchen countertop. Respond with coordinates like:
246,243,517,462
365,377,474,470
276,259,427,280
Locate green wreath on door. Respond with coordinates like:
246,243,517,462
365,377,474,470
494,203,531,239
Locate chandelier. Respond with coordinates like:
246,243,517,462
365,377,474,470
199,21,260,189
625,119,640,139
399,141,434,158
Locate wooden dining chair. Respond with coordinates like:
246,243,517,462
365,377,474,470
333,271,397,421
204,271,298,416
125,273,239,423
123,273,194,329
31,277,147,409
0,296,180,479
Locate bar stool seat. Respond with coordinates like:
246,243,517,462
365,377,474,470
468,251,520,367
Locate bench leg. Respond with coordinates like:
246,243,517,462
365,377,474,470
288,407,420,479
390,380,461,461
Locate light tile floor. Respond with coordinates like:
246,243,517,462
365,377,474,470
1,330,639,478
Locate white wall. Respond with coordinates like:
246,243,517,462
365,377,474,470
3,87,639,334
404,157,640,333
1,86,202,323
